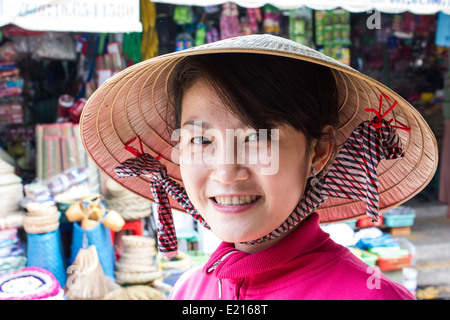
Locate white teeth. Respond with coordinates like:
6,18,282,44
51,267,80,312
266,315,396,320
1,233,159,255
214,195,259,206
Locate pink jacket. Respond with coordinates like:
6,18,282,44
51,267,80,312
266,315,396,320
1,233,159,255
170,213,415,300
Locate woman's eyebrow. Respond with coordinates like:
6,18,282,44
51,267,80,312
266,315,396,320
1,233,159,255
181,120,212,129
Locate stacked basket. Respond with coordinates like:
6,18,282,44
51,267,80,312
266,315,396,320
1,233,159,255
23,202,60,234
104,178,151,222
115,235,162,284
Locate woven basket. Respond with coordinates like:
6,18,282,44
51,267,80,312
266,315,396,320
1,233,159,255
23,211,60,234
122,235,155,248
115,235,159,284
26,231,66,287
115,270,162,284
23,221,60,234
26,203,59,216
119,252,156,264
115,261,158,273
120,245,157,256
104,196,151,221
103,285,166,300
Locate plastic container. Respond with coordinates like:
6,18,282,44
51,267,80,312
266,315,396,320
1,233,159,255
347,247,378,266
356,233,398,250
361,250,378,266
356,215,384,228
376,254,412,271
384,210,416,228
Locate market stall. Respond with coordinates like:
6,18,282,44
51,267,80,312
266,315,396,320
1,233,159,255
152,0,450,14
0,1,448,300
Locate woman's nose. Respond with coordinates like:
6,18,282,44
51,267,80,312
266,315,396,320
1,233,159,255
209,137,250,183
209,162,250,184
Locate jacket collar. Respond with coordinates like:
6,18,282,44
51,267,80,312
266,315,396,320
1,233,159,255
203,212,332,279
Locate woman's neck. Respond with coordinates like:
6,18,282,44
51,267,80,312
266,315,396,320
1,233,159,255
234,220,303,254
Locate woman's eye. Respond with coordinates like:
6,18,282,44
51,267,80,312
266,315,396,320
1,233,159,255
245,132,259,142
191,136,211,145
246,131,267,142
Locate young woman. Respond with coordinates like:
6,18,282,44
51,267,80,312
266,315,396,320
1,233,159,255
80,35,437,300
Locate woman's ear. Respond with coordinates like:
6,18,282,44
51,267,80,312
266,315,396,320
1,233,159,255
310,125,336,175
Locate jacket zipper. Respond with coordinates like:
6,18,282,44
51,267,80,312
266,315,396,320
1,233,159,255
207,250,239,299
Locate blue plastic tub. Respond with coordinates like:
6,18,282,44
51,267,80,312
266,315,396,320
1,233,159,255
383,207,416,227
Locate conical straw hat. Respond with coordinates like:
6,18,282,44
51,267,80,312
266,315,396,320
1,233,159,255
80,34,438,223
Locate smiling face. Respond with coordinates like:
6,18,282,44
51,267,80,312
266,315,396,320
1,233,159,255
170,53,338,252
178,80,313,246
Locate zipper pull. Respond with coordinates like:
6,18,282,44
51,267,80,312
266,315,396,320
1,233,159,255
218,278,222,299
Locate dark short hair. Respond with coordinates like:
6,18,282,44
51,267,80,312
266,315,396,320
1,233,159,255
169,53,339,153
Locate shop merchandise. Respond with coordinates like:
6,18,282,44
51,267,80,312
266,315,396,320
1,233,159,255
64,245,118,300
289,7,314,47
0,267,64,300
35,123,88,180
315,9,351,64
69,220,115,279
263,4,280,35
64,197,125,233
114,235,162,285
220,3,240,40
0,229,25,276
0,63,23,125
103,178,151,222
22,202,66,287
173,6,194,25
23,202,60,234
26,229,66,288
247,8,262,33
140,0,158,60
0,158,23,214
195,23,207,46
103,284,166,300
0,158,26,277
67,195,124,279
175,32,194,52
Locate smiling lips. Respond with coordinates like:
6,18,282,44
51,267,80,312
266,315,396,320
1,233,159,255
210,195,261,214
214,195,260,206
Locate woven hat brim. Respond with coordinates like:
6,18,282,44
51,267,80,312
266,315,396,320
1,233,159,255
80,35,438,223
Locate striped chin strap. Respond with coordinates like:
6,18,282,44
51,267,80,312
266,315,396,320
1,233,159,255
115,94,408,257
